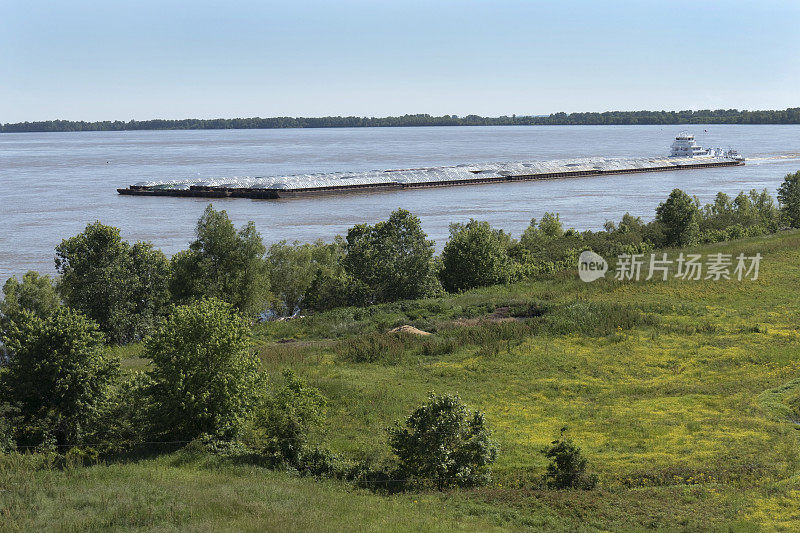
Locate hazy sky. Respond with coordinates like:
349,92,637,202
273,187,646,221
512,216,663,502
2,0,799,122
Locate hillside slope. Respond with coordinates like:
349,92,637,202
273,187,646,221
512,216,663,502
4,231,800,531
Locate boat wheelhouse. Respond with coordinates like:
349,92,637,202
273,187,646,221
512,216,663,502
670,132,712,157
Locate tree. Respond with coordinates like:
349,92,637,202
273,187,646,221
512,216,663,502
55,222,170,343
655,189,700,247
145,297,261,440
0,308,119,448
778,170,800,228
539,212,565,239
439,220,519,292
1,271,60,336
388,393,497,490
516,214,590,274
124,242,173,337
302,269,370,312
520,213,566,250
170,205,270,317
343,209,440,303
747,189,780,232
616,213,646,235
266,238,345,315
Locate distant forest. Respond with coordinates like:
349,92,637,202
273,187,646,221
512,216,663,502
3,108,800,133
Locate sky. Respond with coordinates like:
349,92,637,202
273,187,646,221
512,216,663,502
1,0,799,122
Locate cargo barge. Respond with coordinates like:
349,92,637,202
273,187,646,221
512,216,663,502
118,135,744,200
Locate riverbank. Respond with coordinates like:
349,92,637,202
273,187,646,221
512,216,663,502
4,230,800,530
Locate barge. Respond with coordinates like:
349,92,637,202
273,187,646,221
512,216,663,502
118,135,744,200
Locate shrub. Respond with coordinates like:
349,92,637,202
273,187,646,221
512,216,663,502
145,297,261,440
521,213,565,245
0,308,119,448
439,220,520,292
170,205,270,317
388,392,497,490
542,301,657,337
334,331,413,364
244,369,326,466
516,214,629,275
55,222,170,343
542,434,597,490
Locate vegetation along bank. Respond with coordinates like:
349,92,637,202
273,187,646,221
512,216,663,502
2,170,800,530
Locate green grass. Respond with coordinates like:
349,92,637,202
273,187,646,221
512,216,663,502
5,230,800,531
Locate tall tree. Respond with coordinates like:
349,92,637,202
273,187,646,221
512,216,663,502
342,209,440,303
777,170,800,228
655,189,701,247
170,205,270,317
439,220,519,292
266,238,344,315
55,222,170,343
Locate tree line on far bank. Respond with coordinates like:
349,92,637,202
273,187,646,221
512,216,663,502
3,108,800,133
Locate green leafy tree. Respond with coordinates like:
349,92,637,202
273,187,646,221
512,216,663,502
1,271,60,336
343,209,440,303
302,269,370,312
516,214,591,275
388,392,498,490
655,189,700,247
542,433,597,490
4,108,800,133
701,192,735,231
266,238,345,315
747,189,781,232
0,308,119,448
245,369,327,466
519,213,563,249
698,189,780,241
170,205,270,317
124,241,173,335
55,222,170,343
439,220,519,292
538,212,565,239
778,170,800,228
145,297,261,440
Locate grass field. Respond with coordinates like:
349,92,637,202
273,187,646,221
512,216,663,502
3,231,800,531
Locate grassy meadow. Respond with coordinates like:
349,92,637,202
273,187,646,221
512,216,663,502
4,230,800,531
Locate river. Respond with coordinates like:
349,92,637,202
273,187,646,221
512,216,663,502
2,124,799,282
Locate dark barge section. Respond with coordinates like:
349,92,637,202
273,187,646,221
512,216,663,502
118,158,744,200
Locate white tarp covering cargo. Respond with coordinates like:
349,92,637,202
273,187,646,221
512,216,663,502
133,155,738,192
